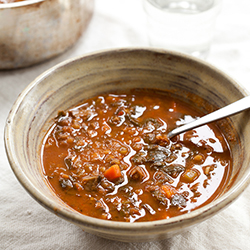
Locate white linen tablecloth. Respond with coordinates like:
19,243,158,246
1,0,250,249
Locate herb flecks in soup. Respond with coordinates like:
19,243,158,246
42,89,232,222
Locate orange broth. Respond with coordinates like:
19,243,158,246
41,89,232,222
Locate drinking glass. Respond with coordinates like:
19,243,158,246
143,0,223,59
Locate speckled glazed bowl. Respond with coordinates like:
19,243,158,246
4,48,250,242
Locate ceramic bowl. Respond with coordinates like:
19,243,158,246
0,0,94,69
4,48,250,242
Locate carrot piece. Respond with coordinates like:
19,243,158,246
161,185,177,199
104,164,122,181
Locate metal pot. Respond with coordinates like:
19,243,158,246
0,0,94,69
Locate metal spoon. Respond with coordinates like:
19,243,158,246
167,95,250,139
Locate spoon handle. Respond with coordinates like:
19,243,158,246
168,95,250,139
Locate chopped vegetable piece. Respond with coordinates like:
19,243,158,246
104,164,122,181
161,184,177,199
180,169,200,183
193,154,204,164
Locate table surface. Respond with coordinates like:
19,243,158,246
1,0,250,249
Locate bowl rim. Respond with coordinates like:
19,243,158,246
0,0,45,9
4,47,250,232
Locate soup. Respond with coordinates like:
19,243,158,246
41,89,232,222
